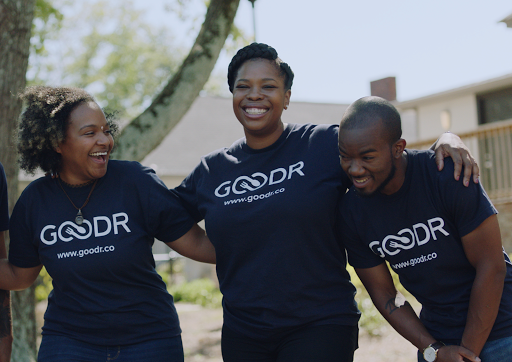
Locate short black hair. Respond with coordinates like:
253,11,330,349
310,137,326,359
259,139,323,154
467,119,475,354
340,96,402,145
227,42,294,93
17,86,118,175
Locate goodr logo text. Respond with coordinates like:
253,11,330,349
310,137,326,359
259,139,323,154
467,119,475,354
40,212,130,245
215,161,305,198
369,217,449,257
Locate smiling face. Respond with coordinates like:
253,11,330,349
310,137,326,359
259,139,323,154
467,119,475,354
55,102,114,185
338,120,405,197
232,58,291,149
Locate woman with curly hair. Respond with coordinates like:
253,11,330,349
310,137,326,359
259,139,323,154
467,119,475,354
175,42,480,361
0,86,215,362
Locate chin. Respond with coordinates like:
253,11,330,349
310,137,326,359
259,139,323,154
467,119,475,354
354,188,377,198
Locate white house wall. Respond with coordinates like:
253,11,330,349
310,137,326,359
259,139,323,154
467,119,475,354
415,93,478,140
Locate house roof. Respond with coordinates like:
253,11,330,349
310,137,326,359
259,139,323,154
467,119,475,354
141,95,349,176
397,72,512,109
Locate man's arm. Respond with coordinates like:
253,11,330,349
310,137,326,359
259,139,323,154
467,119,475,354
0,231,12,362
459,214,506,356
430,132,480,187
356,264,480,362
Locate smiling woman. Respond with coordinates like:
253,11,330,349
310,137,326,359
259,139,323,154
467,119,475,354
0,86,217,362
54,102,114,185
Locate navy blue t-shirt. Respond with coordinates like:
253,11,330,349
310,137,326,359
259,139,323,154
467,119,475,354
0,163,8,232
175,123,360,339
9,160,195,345
341,149,512,342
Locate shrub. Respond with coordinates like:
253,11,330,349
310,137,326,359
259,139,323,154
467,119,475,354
168,278,222,308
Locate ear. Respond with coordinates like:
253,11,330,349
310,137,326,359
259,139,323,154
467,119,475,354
54,145,62,154
393,139,406,158
284,89,291,110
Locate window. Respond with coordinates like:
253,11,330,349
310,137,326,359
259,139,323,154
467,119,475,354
477,87,512,125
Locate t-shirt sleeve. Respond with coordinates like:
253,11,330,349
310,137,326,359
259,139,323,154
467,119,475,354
338,195,385,269
437,159,497,237
141,166,196,243
8,198,42,268
173,162,204,223
0,163,9,231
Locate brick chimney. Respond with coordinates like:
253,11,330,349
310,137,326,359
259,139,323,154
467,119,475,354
370,77,396,101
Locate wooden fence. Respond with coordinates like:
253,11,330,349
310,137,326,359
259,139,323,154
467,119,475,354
408,119,512,204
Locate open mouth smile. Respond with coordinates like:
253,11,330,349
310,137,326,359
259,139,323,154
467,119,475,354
89,151,108,163
352,177,371,187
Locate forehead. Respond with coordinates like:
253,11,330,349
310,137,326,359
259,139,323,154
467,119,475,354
68,102,106,126
338,122,389,153
236,58,282,80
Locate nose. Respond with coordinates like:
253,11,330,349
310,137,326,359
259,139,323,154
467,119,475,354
96,130,110,146
347,160,365,177
247,86,263,100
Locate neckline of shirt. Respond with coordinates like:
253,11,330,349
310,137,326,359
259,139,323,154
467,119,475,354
240,124,294,155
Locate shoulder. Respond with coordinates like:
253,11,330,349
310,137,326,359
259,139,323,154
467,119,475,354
286,123,339,155
406,149,445,177
105,160,164,190
14,175,54,211
21,175,53,194
108,160,156,178
288,123,339,139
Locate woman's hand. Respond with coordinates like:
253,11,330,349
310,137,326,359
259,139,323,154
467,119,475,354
432,132,479,187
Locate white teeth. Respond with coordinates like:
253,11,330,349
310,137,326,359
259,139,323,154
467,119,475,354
245,108,267,115
89,152,107,156
354,178,369,184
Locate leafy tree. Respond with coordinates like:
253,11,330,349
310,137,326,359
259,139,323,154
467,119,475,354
28,0,248,120
1,1,38,360
114,0,241,160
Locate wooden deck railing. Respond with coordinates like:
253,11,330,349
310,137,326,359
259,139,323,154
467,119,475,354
407,119,512,204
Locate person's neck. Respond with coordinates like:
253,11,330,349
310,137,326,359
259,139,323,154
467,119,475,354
245,123,286,150
58,171,94,187
381,152,408,195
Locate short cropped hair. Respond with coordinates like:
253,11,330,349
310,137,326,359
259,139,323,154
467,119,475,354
227,42,294,93
340,96,402,145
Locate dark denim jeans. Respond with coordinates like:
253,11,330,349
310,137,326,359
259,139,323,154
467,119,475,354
38,334,184,362
221,324,359,362
417,335,512,362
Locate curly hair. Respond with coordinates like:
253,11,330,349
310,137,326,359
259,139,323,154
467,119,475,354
227,43,294,93
17,86,119,175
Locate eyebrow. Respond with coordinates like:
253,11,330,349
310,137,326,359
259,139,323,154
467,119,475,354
236,78,277,82
79,124,107,131
360,148,377,154
338,146,377,155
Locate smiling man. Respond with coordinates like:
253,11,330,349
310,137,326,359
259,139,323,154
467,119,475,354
338,96,512,362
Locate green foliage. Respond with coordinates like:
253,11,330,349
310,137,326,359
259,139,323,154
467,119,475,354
28,0,250,118
168,278,223,308
27,0,186,119
32,0,65,55
29,0,66,83
35,267,53,302
62,1,186,118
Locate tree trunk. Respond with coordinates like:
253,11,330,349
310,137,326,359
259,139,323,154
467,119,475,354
0,1,37,361
114,0,241,161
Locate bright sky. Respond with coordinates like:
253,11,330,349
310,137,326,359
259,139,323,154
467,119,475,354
131,0,512,104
